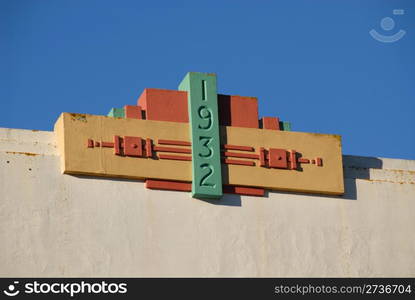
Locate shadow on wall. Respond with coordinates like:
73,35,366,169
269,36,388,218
266,155,383,201
341,155,383,200
197,194,242,207
71,174,146,184
69,155,383,204
70,174,243,207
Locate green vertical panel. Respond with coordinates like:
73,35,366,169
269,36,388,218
283,121,291,131
107,108,125,118
178,72,223,199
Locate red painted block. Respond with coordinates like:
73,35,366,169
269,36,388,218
145,138,153,158
289,150,297,170
136,89,259,128
259,147,267,167
223,152,259,159
146,179,191,192
154,146,191,154
316,157,323,166
223,185,265,196
114,136,122,155
124,136,143,157
101,142,114,148
158,139,191,146
218,94,259,128
261,117,280,130
158,154,192,161
145,180,265,197
137,88,188,123
268,148,288,169
224,159,255,166
223,144,254,152
124,105,142,119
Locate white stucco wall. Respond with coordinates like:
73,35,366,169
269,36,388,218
0,127,414,277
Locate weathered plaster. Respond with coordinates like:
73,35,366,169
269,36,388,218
0,128,414,277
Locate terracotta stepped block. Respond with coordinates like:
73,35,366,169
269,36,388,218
261,117,280,130
124,105,142,119
137,89,260,129
217,94,259,128
137,88,189,123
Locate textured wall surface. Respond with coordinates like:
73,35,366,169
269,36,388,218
0,128,414,277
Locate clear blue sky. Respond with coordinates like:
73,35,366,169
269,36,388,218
1,0,414,159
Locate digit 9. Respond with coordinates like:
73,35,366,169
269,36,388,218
198,106,213,130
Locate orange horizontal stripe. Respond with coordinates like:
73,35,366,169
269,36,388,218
224,159,255,166
101,142,114,148
154,146,191,154
146,180,265,197
223,185,265,196
158,154,192,161
223,152,259,159
298,158,310,163
158,139,191,146
223,144,254,151
146,179,191,192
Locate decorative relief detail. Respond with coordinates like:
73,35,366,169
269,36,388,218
86,137,323,170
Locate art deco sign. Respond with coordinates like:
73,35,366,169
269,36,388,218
55,72,344,199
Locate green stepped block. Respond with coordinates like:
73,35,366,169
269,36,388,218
107,108,125,118
280,121,291,131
